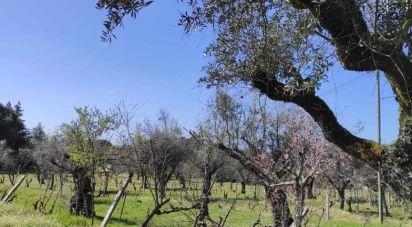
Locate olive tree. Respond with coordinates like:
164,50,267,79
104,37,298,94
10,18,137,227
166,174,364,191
62,107,118,217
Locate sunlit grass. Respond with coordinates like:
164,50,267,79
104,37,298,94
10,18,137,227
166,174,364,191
0,174,411,226
0,203,61,227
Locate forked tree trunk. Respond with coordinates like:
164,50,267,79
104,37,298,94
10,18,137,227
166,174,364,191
267,186,293,227
8,172,15,185
36,171,45,186
294,183,305,227
198,196,210,225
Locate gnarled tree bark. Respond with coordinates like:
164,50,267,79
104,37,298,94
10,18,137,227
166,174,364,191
70,167,94,217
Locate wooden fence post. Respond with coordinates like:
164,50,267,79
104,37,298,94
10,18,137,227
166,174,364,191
100,173,133,227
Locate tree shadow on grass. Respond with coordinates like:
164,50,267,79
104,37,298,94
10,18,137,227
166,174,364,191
95,190,119,195
94,214,138,225
94,199,112,205
352,208,379,217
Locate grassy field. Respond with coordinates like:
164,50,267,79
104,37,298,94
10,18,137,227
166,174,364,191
0,174,411,226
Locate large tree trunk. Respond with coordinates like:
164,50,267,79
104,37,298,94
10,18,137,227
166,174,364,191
197,197,210,226
70,168,94,217
218,144,292,226
294,182,305,227
198,169,213,224
267,186,293,227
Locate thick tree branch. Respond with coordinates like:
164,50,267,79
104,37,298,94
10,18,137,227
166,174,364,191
289,0,412,116
142,198,170,227
217,143,273,184
251,69,381,170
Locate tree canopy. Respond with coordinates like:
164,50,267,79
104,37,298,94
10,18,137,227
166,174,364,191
0,102,30,151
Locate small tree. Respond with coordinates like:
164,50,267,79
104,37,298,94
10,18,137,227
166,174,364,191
31,123,50,186
281,108,329,226
63,107,118,217
115,102,149,189
323,145,354,210
140,110,198,226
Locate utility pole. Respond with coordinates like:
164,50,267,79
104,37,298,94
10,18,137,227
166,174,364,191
377,70,383,223
374,0,383,223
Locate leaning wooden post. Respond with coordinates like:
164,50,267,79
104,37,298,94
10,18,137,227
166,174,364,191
1,175,25,204
290,207,309,227
100,173,133,227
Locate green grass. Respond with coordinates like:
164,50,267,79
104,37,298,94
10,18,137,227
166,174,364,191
0,174,411,226
0,203,61,226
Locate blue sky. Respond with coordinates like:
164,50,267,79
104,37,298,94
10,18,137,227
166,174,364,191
0,0,399,144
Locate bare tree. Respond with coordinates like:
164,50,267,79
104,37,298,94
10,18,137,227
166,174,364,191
140,110,199,226
323,146,355,210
